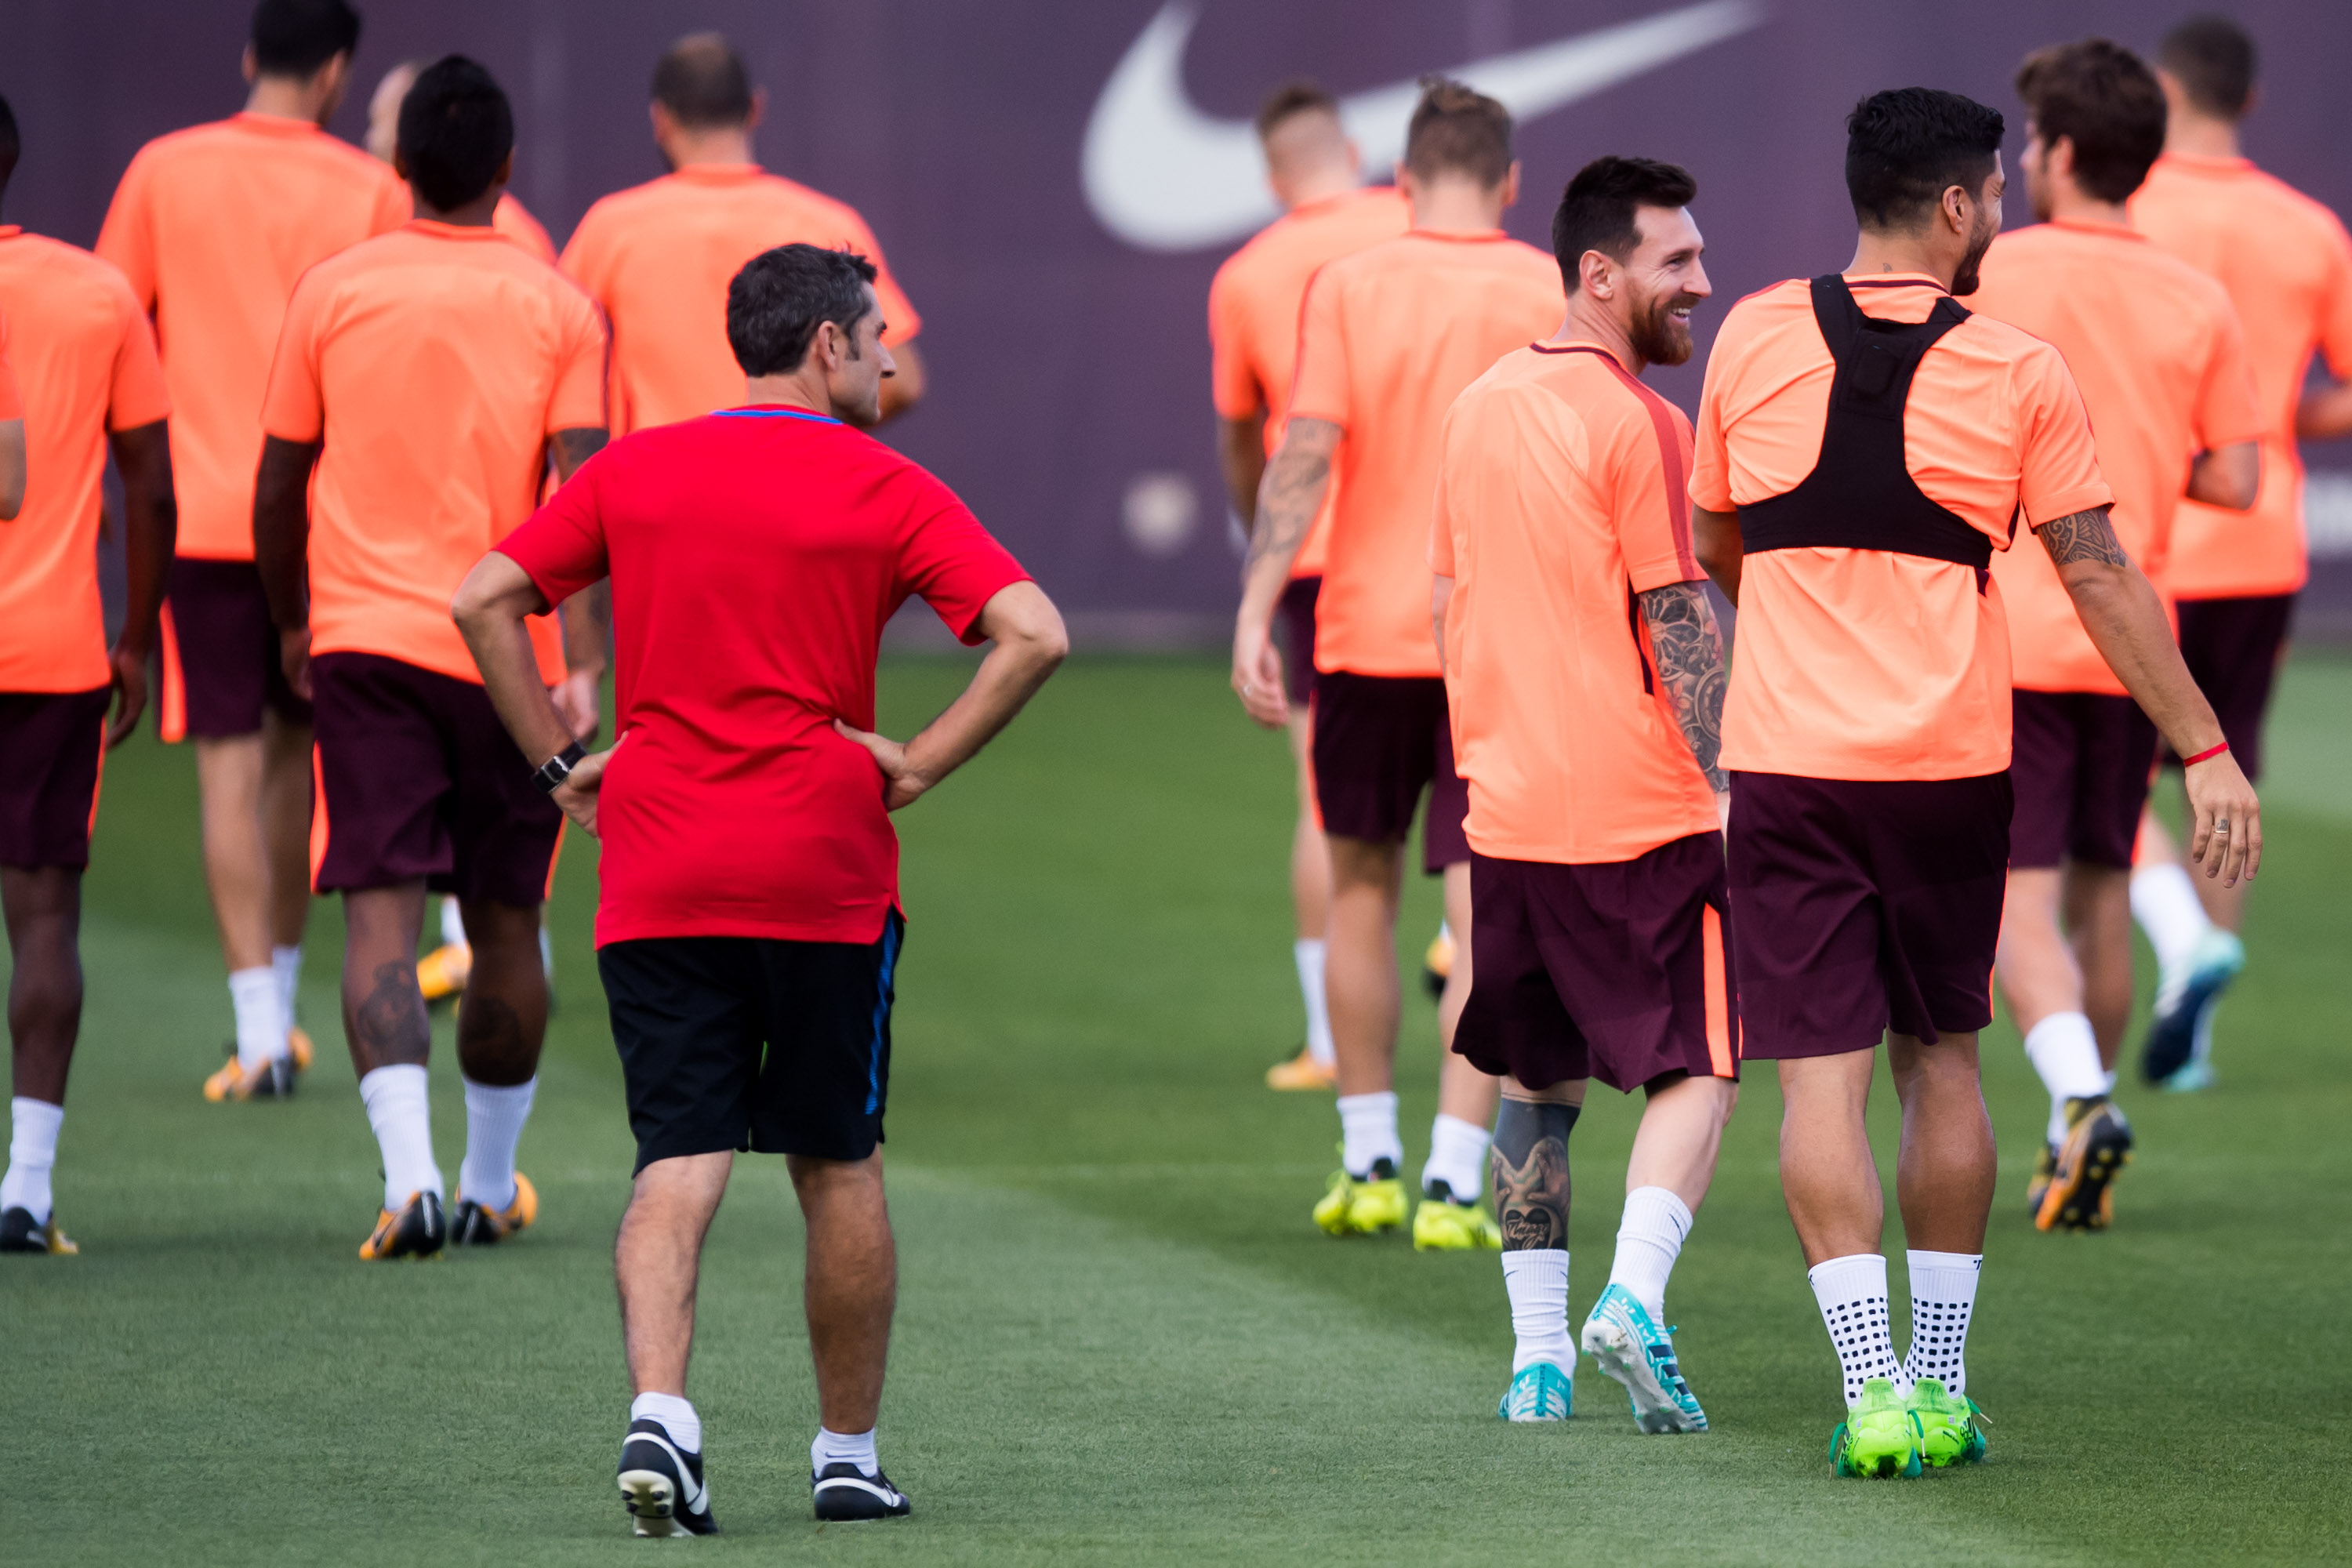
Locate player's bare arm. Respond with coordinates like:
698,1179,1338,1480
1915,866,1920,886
1639,580,1730,797
452,549,616,836
1690,505,1743,605
2295,375,2352,441
0,416,23,519
548,426,611,742
1232,416,1339,727
2039,503,2261,885
1430,572,1454,670
104,419,177,746
2184,440,2260,510
833,579,1068,811
1217,409,1268,524
252,434,322,699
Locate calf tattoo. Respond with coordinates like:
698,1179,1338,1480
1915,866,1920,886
1490,1098,1578,1251
352,960,430,1069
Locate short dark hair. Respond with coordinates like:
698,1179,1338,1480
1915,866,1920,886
2016,39,2168,205
1845,87,2005,230
397,56,513,213
0,94,19,192
728,245,879,376
1403,77,1512,189
1552,156,1698,292
1255,81,1338,141
249,0,361,79
2159,14,2256,119
652,33,754,129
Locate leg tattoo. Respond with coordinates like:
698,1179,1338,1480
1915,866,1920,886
1491,1098,1577,1251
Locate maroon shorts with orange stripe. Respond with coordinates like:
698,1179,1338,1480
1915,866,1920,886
0,687,111,869
157,557,312,741
1454,837,1739,1094
310,652,561,905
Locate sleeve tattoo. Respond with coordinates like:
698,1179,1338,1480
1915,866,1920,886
1243,419,1338,579
1638,581,1730,793
2037,505,2129,568
1490,1098,1577,1251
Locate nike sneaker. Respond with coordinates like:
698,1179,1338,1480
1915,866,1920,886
1496,1361,1573,1423
619,1418,717,1537
2035,1096,2133,1232
2024,1141,2058,1220
1411,1183,1501,1250
287,1025,314,1073
1829,1377,1922,1479
1580,1283,1708,1432
1312,1156,1406,1236
451,1172,539,1245
358,1191,446,1261
1265,1046,1336,1091
2140,927,2242,1087
812,1463,910,1522
1421,925,1454,1000
202,1046,294,1102
416,941,471,1004
1907,1377,1987,1468
0,1207,78,1254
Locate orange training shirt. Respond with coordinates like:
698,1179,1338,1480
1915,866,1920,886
0,228,172,691
1288,230,1565,677
493,193,557,265
561,165,921,437
260,221,606,686
0,310,18,418
2131,153,2352,598
1208,187,1411,576
1692,274,2112,781
1433,341,1722,863
96,112,408,562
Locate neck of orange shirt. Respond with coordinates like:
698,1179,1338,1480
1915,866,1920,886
659,125,758,172
2033,180,2130,230
1272,162,1359,214
243,69,339,129
1399,165,1513,236
2163,109,2244,162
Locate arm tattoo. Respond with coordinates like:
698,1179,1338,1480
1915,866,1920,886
1490,1098,1577,1251
2037,505,2129,568
1639,581,1730,793
1243,419,1338,579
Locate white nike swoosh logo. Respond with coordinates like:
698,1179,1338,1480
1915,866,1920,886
1082,0,1766,252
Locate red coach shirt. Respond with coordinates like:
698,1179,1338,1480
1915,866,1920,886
497,405,1029,946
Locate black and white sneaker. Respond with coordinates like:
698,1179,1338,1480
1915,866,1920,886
617,1419,717,1537
811,1463,910,1521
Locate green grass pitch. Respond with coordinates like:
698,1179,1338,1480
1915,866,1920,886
5,652,2350,1564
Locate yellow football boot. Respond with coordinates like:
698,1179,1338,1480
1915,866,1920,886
287,1024,314,1073
202,1049,294,1102
416,942,472,1003
1313,1158,1406,1236
359,1191,447,1260
451,1172,539,1245
1265,1047,1336,1091
1412,1195,1503,1251
0,1207,78,1254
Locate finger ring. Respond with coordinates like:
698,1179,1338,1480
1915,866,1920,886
2214,820,2230,833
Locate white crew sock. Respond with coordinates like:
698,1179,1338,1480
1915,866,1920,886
1501,1249,1573,1373
1809,1252,1907,1406
1,1098,64,1225
2023,1011,2108,1145
459,1076,535,1211
1607,1185,1693,1324
271,945,303,1029
1902,1250,1983,1396
440,896,469,952
1336,1091,1401,1178
229,965,288,1069
2129,861,2212,977
359,1065,443,1209
1294,938,1334,1067
1421,1112,1490,1201
812,1425,879,1479
630,1392,700,1453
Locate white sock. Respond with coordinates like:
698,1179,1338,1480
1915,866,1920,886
2023,1011,2107,1144
1607,1185,1692,1324
812,1425,879,1479
1294,938,1334,1067
229,965,288,1069
359,1065,443,1209
1336,1091,1401,1178
539,922,554,981
1,1098,64,1224
2129,860,2212,976
440,896,469,951
1420,1112,1490,1202
1501,1249,1573,1373
459,1076,535,1211
1809,1253,1907,1406
272,945,303,1029
1902,1250,1983,1396
630,1392,700,1453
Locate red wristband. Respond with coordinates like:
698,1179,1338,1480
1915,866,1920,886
2182,740,2229,766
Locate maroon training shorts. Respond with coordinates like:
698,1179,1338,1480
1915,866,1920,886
1309,670,1468,873
2008,689,2158,870
310,652,562,904
2163,593,2294,782
0,687,110,870
1727,770,2010,1056
159,557,313,740
1275,575,1320,706
1454,837,1740,1094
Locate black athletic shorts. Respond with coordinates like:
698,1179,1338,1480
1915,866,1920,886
597,912,903,1172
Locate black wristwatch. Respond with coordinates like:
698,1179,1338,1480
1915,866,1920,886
533,741,587,794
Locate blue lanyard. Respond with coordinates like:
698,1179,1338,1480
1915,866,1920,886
713,408,840,424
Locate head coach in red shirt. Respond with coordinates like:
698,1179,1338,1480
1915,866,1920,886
455,243,1066,1533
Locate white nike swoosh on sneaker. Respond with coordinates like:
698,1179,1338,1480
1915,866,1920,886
815,1472,904,1504
625,1432,706,1511
1081,0,1764,251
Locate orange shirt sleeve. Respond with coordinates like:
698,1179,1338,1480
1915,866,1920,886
2317,219,2352,381
545,289,609,434
107,293,172,431
94,152,159,310
1286,267,1350,429
1688,341,1736,514
371,168,412,236
1207,263,1261,420
259,273,330,445
2194,302,2266,451
1611,399,1703,592
2013,346,2114,528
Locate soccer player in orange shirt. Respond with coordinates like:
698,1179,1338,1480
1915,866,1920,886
365,59,557,265
0,96,178,1252
0,307,21,520
1436,157,1737,1429
96,0,408,1102
1232,80,1563,1249
1690,88,2257,1475
1965,39,2263,1231
2125,15,2352,1088
561,32,927,435
252,56,609,1260
1207,82,1409,1092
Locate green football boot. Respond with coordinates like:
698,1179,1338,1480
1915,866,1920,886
1828,1377,1922,1479
1411,1182,1502,1250
1312,1155,1406,1236
1496,1361,1573,1422
1907,1378,1987,1468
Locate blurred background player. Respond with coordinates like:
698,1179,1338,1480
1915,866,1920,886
2126,13,2352,1090
561,32,927,436
0,311,19,517
0,92,177,1252
252,55,608,1259
1231,79,1562,1249
96,0,408,1100
1436,158,1737,1428
1207,82,1408,1091
1967,38,2261,1230
366,62,555,263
